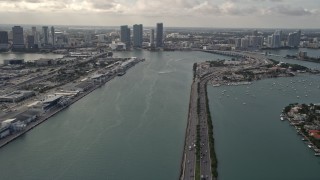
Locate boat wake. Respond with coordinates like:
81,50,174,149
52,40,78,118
158,70,173,74
174,58,185,62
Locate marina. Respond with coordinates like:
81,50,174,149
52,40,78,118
208,73,320,180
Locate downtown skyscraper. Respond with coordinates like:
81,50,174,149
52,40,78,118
120,25,131,49
156,23,163,48
150,29,155,48
287,30,301,48
133,24,143,48
42,26,49,46
51,26,55,47
0,31,8,50
12,26,25,50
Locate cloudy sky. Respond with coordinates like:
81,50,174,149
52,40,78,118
0,0,319,28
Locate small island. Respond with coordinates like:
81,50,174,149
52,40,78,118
282,103,320,156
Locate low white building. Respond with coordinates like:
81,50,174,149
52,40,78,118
110,42,126,51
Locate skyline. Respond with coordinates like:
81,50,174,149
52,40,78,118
0,0,319,28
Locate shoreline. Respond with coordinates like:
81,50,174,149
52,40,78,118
0,59,142,149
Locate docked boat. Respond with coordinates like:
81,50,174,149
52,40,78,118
280,117,284,121
315,153,320,156
117,71,126,76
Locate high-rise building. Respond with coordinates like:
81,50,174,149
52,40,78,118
234,38,241,49
12,26,25,49
271,34,280,48
287,30,301,48
156,23,163,48
84,32,92,45
120,25,131,49
133,24,143,48
42,26,49,45
150,29,155,48
0,31,9,50
27,35,35,49
31,27,38,45
267,36,273,47
51,26,55,47
287,33,296,47
240,38,249,49
268,30,282,48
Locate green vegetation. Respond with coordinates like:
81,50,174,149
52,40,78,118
269,58,309,72
268,59,279,65
285,103,320,150
235,70,254,81
204,82,218,178
284,103,298,113
193,63,197,79
290,64,308,71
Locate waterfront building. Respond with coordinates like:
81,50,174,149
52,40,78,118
55,33,68,48
12,26,25,50
133,24,143,48
42,95,63,111
266,36,271,48
249,36,263,49
3,59,24,65
0,31,8,50
240,38,249,49
31,26,39,46
0,126,10,139
273,33,281,48
27,35,35,49
267,30,282,48
287,30,301,48
271,30,282,48
0,91,35,103
234,38,241,49
110,41,126,51
120,25,131,49
51,26,55,47
150,29,155,48
156,23,163,48
42,26,49,46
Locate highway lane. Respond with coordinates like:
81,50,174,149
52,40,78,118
181,76,214,180
182,80,199,180
198,76,213,180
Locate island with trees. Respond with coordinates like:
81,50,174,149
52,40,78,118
282,103,320,156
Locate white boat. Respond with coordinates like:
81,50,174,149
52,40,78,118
280,117,284,121
315,153,320,156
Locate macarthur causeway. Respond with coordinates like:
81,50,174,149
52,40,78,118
180,50,319,180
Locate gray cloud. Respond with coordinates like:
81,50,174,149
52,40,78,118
0,0,318,18
267,5,313,16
